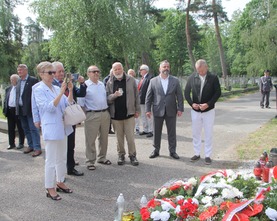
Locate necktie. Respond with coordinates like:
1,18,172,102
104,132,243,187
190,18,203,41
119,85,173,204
138,77,144,91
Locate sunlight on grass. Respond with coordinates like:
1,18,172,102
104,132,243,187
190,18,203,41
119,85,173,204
236,118,277,160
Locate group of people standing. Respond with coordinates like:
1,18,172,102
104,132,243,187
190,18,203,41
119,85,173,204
3,59,222,201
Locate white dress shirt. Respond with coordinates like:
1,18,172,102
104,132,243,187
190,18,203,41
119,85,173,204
8,86,16,107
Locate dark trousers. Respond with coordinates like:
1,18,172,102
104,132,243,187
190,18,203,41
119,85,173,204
153,115,177,154
67,125,76,171
7,107,25,146
260,91,270,107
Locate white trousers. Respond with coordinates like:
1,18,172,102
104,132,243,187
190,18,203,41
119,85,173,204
44,137,67,188
191,109,215,157
140,104,153,133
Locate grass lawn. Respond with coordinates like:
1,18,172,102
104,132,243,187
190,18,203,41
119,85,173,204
0,107,5,119
236,117,277,160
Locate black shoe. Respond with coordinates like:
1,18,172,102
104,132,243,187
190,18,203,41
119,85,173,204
190,155,200,162
205,157,212,165
7,145,16,150
170,152,180,159
67,169,84,176
109,130,115,134
129,155,139,166
146,132,153,138
266,106,271,109
149,151,159,159
17,144,24,149
117,155,125,165
139,131,148,136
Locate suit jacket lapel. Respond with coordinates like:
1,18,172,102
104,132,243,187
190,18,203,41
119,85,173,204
157,77,165,95
41,82,56,100
166,76,175,95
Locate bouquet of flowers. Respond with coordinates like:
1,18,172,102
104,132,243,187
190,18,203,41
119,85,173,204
133,169,277,221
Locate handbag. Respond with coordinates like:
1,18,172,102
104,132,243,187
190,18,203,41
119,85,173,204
64,102,86,125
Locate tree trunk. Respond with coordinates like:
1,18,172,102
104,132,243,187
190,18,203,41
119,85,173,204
186,0,196,72
212,0,228,84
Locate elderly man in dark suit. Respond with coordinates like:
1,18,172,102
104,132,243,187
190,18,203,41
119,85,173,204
145,60,184,159
15,64,41,157
138,64,153,137
3,74,25,150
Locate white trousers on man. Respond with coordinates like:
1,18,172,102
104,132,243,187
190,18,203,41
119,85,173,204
191,109,215,157
44,137,67,188
140,104,153,133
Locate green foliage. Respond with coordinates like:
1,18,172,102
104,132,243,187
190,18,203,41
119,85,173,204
230,176,260,199
0,0,23,83
31,0,154,75
226,0,277,77
152,9,201,76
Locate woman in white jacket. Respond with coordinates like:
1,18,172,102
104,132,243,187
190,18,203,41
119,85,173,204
33,61,74,200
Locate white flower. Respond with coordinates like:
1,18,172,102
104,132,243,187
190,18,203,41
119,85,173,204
265,207,277,221
201,196,213,205
226,169,235,177
213,197,224,205
206,177,216,183
176,195,184,201
160,211,170,221
151,211,161,220
205,188,218,196
221,187,243,199
161,201,174,211
159,187,168,196
175,205,181,213
153,190,158,197
187,177,197,186
219,178,227,184
192,198,199,205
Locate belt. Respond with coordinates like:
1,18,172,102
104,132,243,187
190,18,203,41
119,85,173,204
87,108,108,113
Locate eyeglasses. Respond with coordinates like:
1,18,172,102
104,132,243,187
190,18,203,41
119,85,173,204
42,71,56,75
88,70,100,74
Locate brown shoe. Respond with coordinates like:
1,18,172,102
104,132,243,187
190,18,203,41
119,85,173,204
32,150,42,157
23,147,34,154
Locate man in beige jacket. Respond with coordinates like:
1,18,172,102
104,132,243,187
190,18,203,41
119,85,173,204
106,62,141,166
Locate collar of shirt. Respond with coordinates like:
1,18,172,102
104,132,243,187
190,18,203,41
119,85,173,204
85,79,101,87
21,74,29,81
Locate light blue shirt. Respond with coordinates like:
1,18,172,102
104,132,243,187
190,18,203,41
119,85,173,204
79,79,108,111
8,86,16,107
160,75,169,94
19,75,29,106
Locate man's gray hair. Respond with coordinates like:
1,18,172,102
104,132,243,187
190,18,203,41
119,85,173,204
195,59,208,69
10,74,20,81
52,61,64,69
140,64,149,72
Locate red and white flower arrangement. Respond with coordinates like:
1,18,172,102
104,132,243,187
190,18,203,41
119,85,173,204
133,168,277,221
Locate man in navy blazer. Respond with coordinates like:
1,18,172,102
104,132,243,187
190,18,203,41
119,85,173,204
3,74,25,149
15,64,41,157
52,61,86,176
145,60,184,159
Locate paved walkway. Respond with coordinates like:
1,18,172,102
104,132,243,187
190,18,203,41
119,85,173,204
0,91,276,221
